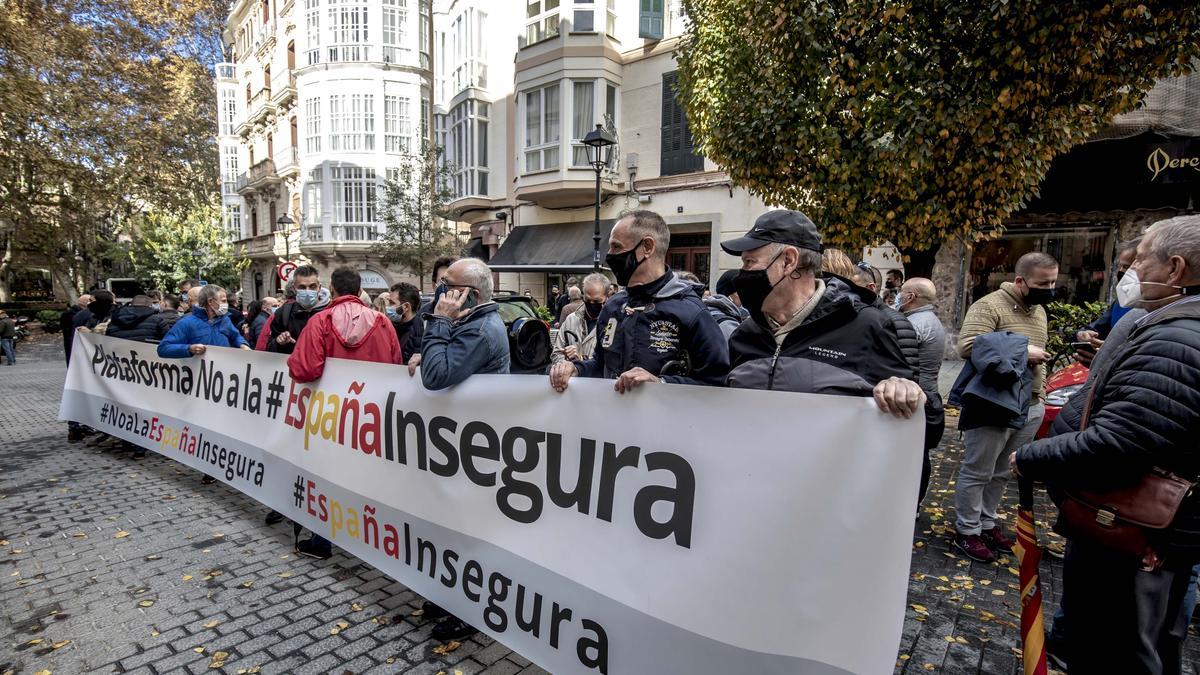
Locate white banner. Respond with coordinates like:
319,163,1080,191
60,333,923,674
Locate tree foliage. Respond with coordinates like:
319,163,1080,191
675,1,1200,250
374,139,464,290
0,0,225,300
126,198,248,292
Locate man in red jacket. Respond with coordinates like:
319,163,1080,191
286,266,401,557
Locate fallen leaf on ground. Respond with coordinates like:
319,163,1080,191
138,600,154,607
182,575,193,582
26,638,43,646
72,533,87,539
203,619,219,629
432,640,461,655
51,640,70,650
35,670,51,675
410,609,424,616
277,572,292,578
145,555,161,561
351,603,363,612
114,531,129,538
991,590,1006,596
242,581,253,588
193,647,205,653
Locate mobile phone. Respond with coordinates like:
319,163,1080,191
1070,341,1097,353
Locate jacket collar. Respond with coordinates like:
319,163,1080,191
1136,295,1200,330
1000,282,1033,314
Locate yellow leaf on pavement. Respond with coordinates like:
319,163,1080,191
51,640,71,650
182,575,193,581
138,600,154,607
114,531,129,538
203,620,219,629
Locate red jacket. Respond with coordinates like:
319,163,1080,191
287,295,402,382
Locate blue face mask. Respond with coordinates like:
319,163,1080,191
385,306,397,318
296,289,319,309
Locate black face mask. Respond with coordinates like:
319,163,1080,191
584,301,603,319
1023,286,1057,307
733,250,785,322
605,243,645,287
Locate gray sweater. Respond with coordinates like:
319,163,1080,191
904,304,946,404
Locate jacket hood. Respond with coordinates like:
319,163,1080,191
654,271,697,300
110,305,157,329
329,295,380,348
703,294,742,320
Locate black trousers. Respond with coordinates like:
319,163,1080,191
1062,538,1194,675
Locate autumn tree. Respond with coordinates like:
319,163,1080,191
126,198,248,291
675,1,1200,251
0,0,225,301
374,139,464,290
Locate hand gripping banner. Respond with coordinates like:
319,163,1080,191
60,333,923,674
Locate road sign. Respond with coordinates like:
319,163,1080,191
277,261,298,283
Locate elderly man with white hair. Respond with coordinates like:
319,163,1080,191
1014,214,1200,674
412,257,510,391
552,273,609,364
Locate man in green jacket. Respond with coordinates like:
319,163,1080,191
0,310,15,365
953,251,1058,562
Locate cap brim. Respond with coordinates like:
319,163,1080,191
719,235,772,255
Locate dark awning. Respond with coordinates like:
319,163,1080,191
463,237,488,262
488,219,617,272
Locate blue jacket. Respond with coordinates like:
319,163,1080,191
420,302,510,390
948,330,1033,431
576,271,730,386
157,307,248,358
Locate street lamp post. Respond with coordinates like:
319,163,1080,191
276,213,295,261
581,124,617,271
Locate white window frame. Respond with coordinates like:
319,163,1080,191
304,97,322,154
330,166,378,240
224,203,242,239
570,80,595,167
523,83,560,173
525,0,560,45
382,0,406,63
304,0,321,64
327,0,370,62
384,94,412,154
328,94,374,152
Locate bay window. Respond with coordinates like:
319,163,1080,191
524,84,560,172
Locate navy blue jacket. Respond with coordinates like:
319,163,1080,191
106,305,161,343
157,307,248,358
948,331,1033,431
420,302,510,390
575,271,729,386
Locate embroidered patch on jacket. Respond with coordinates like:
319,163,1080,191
601,317,618,348
648,320,681,354
807,345,848,360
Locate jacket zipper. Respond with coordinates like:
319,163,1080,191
767,343,782,390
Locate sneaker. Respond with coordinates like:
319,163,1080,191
68,430,83,443
982,526,1016,553
421,600,449,620
296,537,332,560
132,448,147,459
431,616,477,641
265,510,284,525
201,474,216,485
954,533,996,563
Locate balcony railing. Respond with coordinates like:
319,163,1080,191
253,20,277,53
331,225,378,242
305,226,324,241
216,63,235,79
248,158,277,184
275,147,299,174
327,45,371,63
250,88,272,111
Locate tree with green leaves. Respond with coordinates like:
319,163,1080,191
0,0,224,301
675,1,1200,252
126,198,248,292
374,139,463,290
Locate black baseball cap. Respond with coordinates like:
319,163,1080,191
720,210,823,255
715,269,738,297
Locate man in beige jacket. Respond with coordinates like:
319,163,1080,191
551,273,609,364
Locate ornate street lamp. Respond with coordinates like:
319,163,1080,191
582,124,617,271
276,213,295,260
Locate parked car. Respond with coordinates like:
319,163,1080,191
493,292,552,374
1035,360,1090,439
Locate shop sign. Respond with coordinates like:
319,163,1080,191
1145,141,1200,183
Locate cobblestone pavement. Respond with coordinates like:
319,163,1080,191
1,336,1197,674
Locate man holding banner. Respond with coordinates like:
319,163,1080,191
721,210,925,417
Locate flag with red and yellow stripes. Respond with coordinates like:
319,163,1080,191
1014,478,1048,675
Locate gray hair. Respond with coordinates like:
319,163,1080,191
621,210,671,259
567,286,582,301
458,258,493,302
197,284,224,308
582,273,609,293
1146,215,1200,274
771,243,823,276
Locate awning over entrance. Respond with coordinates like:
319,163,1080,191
488,219,617,272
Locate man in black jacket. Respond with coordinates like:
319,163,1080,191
1015,215,1200,674
106,295,161,343
721,210,923,417
549,210,729,393
388,282,423,364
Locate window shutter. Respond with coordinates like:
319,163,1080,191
660,71,703,176
639,0,663,40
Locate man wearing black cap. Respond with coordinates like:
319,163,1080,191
723,210,924,417
549,209,729,393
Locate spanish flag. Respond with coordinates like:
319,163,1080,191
1014,478,1048,675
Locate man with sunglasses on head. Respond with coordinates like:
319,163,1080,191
410,257,510,390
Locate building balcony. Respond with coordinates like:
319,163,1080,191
271,72,297,107
246,88,275,126
514,166,619,208
299,224,381,253
237,159,279,194
215,62,236,81
253,20,277,58
275,146,299,179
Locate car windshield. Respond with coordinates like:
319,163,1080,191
495,298,538,324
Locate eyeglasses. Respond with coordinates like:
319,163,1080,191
855,261,873,270
437,281,477,293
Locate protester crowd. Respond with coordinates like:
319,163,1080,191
58,209,1200,670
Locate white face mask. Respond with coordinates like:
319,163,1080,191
215,302,229,316
1116,268,1196,308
